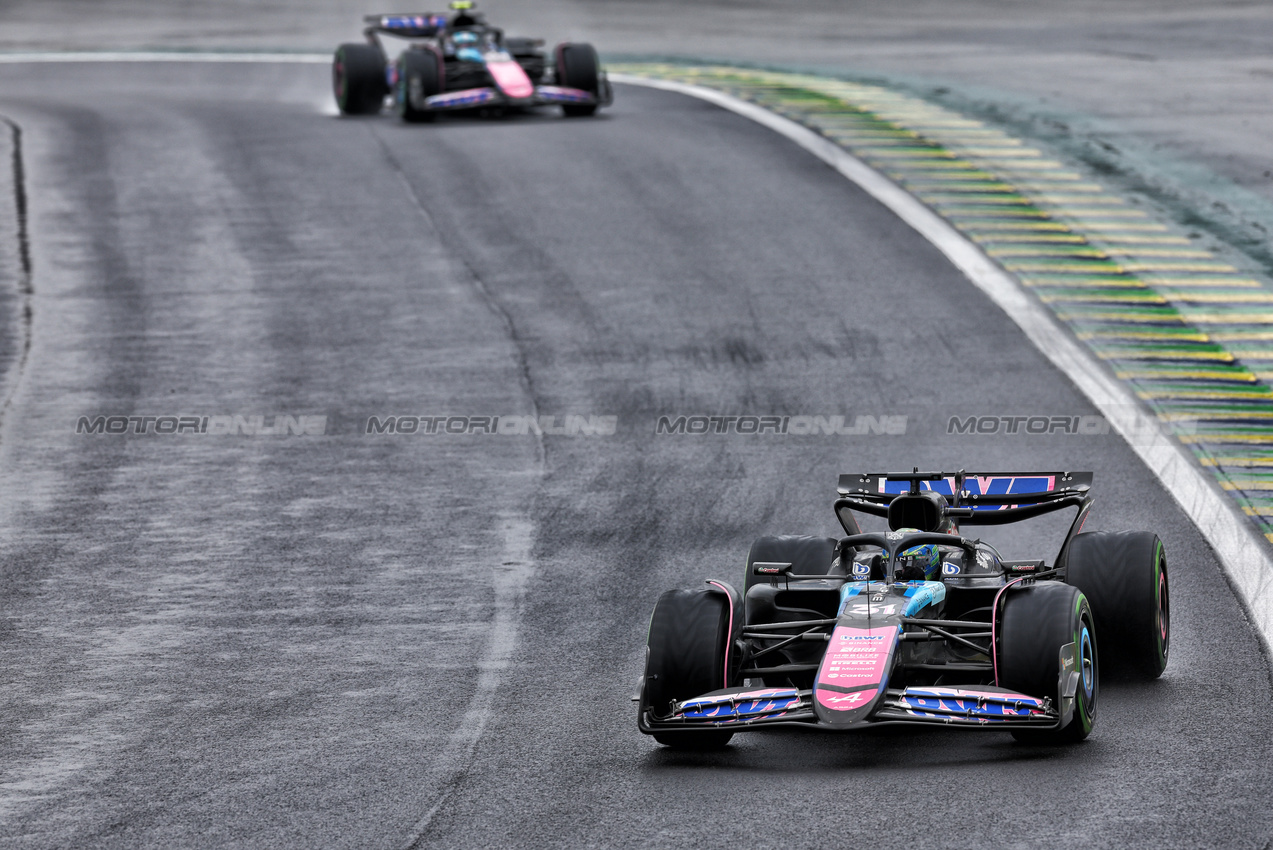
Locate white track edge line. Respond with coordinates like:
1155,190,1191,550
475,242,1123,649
0,52,329,63
612,72,1273,653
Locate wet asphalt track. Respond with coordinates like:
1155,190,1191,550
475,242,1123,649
0,58,1271,849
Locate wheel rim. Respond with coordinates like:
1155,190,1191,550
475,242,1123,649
407,75,423,111
1079,625,1095,702
1157,565,1171,659
395,75,407,113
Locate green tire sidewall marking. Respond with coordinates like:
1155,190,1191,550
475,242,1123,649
1075,593,1096,733
334,49,347,109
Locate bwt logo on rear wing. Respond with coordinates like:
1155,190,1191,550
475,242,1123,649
366,14,447,36
838,471,1093,509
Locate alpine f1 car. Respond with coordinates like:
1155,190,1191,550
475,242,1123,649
332,2,613,121
638,470,1171,748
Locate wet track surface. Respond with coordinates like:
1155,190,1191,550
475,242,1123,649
0,18,1271,850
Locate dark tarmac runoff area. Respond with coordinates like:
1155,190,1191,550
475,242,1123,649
0,1,1271,848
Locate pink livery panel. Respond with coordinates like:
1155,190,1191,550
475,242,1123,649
486,58,534,99
813,624,899,724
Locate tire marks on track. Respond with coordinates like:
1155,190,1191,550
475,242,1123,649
0,115,32,438
400,516,535,850
368,126,546,845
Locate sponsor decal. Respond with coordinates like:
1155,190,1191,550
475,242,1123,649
817,625,897,713
879,474,1058,499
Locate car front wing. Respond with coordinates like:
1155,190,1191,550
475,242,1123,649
638,685,1061,735
423,80,612,112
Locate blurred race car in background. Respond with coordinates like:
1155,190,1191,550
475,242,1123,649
332,1,613,121
637,469,1171,749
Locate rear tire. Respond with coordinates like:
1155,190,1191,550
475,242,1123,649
555,42,600,117
999,582,1097,744
641,587,736,750
1065,531,1169,679
333,43,387,115
396,49,443,123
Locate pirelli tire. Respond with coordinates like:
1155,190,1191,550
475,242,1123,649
555,42,600,117
396,48,444,123
998,582,1098,744
1064,531,1169,680
640,585,740,750
333,43,388,115
742,535,839,595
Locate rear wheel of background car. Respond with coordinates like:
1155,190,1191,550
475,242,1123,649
333,43,387,115
555,42,600,117
397,49,443,123
1064,531,1169,680
641,588,735,750
999,582,1097,744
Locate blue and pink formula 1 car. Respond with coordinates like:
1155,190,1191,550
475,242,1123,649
332,2,612,121
637,470,1171,748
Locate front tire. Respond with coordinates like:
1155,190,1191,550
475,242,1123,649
999,582,1098,743
1065,531,1169,679
396,49,444,123
333,43,387,115
641,587,736,750
555,42,600,117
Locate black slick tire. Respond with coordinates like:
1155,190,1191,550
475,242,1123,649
397,49,443,123
555,43,600,117
999,582,1098,744
333,43,387,115
1064,531,1169,679
641,588,735,750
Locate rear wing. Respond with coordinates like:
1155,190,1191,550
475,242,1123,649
834,470,1094,567
838,471,1091,506
836,470,1092,532
363,13,449,38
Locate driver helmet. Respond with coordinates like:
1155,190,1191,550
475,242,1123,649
450,0,479,28
897,541,941,582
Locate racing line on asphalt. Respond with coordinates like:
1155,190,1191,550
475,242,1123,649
0,115,32,440
368,125,546,849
